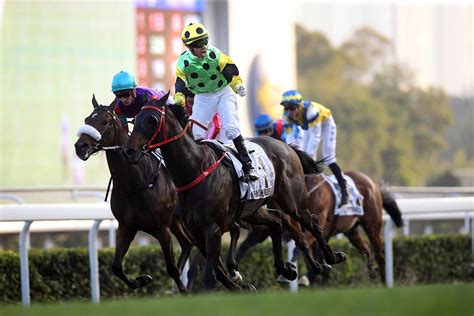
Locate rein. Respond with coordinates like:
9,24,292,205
175,150,228,192
138,105,227,192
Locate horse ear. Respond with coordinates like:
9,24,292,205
92,94,99,108
161,90,171,107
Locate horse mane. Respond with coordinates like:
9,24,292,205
168,102,190,129
289,144,326,174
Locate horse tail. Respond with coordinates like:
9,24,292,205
289,145,325,174
380,183,403,228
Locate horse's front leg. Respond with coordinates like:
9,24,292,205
111,224,152,289
153,226,188,294
171,214,194,271
226,221,242,283
203,223,222,290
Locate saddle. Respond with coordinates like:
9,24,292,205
200,139,275,200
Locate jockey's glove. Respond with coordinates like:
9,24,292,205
235,85,246,97
173,92,185,106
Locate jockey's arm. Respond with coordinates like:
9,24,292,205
218,53,243,93
305,122,321,160
174,66,188,106
113,102,129,133
283,117,297,146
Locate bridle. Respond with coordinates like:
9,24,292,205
140,105,191,153
80,107,123,152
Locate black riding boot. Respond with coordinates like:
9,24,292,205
233,135,259,181
328,162,349,207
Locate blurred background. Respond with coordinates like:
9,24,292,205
1,0,473,188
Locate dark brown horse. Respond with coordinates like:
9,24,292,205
235,170,403,284
123,94,346,291
74,96,193,293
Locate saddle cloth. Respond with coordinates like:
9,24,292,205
201,139,275,200
322,174,364,216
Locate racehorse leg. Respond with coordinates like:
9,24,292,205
226,222,242,283
344,225,375,279
111,225,152,289
236,226,271,263
242,207,297,281
170,214,194,272
281,214,325,276
203,223,223,290
297,209,346,265
185,249,204,291
361,221,385,282
152,227,188,293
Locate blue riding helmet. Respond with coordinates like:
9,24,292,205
255,114,274,134
280,89,303,106
111,71,137,92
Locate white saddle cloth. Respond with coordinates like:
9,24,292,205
202,139,275,200
323,174,364,216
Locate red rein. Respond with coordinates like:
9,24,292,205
140,105,227,192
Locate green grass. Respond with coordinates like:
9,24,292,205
2,283,473,316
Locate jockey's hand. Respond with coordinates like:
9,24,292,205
173,92,185,106
236,85,246,97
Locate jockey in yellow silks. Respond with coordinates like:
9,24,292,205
281,89,350,207
173,22,258,182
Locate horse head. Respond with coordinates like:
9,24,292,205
124,91,190,164
75,94,125,160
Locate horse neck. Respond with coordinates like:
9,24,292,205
159,119,206,188
104,125,142,189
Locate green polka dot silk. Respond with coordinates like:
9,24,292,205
177,46,228,94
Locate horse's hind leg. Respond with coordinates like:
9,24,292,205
297,209,346,265
361,221,385,283
111,225,152,289
243,207,297,281
236,226,271,263
281,215,324,276
344,225,375,279
153,227,188,293
171,215,193,271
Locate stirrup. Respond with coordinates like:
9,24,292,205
244,168,259,181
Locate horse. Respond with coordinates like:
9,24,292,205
234,170,403,284
123,93,346,291
74,96,193,293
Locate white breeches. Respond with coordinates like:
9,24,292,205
189,86,240,141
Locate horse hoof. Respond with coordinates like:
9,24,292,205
231,271,243,284
276,274,291,283
135,274,153,288
281,262,298,281
241,284,257,293
298,275,310,287
335,252,347,264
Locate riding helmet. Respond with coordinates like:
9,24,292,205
111,71,137,92
181,22,209,46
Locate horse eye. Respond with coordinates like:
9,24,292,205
101,120,108,126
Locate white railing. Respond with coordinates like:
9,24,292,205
0,196,473,305
0,203,113,306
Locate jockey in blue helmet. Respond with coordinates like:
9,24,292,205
111,71,166,131
281,89,350,208
254,114,286,142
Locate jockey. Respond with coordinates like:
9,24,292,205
184,91,222,141
281,89,350,207
111,70,166,132
254,114,286,142
173,22,258,182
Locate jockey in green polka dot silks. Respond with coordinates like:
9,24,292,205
173,22,258,182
